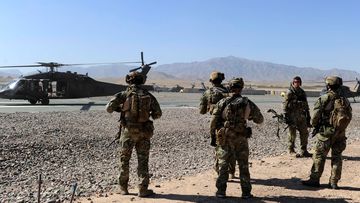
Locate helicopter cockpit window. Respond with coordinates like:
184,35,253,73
6,79,21,90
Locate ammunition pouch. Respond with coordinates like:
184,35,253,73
317,125,335,141
216,127,227,147
144,120,154,135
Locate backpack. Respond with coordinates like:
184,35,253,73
329,96,352,131
208,87,228,114
122,90,152,123
221,97,248,131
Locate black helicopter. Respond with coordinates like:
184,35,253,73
0,53,155,104
320,77,360,102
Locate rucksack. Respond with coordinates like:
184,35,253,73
122,90,152,123
221,96,248,131
208,87,228,114
329,96,352,131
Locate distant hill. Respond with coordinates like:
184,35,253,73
0,69,22,77
155,56,360,82
1,57,359,82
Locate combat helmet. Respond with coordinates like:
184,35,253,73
228,77,244,90
209,71,225,84
125,71,146,85
325,76,341,86
325,76,342,90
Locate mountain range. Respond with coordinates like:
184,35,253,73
1,56,359,82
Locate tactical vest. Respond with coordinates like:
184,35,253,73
207,86,229,114
221,96,248,132
287,88,308,110
122,89,151,123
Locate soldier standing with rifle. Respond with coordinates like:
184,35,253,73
302,76,352,189
283,76,312,157
106,64,162,197
211,78,263,199
199,72,237,178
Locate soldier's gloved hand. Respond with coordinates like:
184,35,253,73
210,130,217,147
284,113,291,125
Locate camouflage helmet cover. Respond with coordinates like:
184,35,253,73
229,77,244,89
125,71,146,84
209,71,225,82
325,76,341,86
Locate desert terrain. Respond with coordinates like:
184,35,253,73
1,93,359,203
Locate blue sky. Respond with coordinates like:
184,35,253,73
0,0,359,72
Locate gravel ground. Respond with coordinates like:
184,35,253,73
1,104,360,202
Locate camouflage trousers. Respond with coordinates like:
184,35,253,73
118,127,151,189
216,134,251,195
288,121,309,153
214,151,236,175
309,135,347,184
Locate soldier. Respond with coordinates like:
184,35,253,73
283,76,312,157
302,76,352,189
199,72,236,178
106,70,162,197
211,78,264,199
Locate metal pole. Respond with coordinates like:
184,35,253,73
37,174,42,203
70,182,77,203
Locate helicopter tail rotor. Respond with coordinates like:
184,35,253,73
129,52,157,75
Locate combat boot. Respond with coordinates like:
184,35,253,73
215,191,226,198
114,185,129,195
138,188,155,197
288,148,296,155
241,193,254,199
301,179,320,187
296,151,312,158
328,182,339,190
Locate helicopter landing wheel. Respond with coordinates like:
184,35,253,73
41,98,49,105
28,99,37,105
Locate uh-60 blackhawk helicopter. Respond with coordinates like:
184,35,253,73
0,52,155,105
319,77,360,102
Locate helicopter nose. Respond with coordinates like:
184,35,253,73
0,89,10,99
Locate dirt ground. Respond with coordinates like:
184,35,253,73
78,142,360,203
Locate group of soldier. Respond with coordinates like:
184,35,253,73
105,68,352,199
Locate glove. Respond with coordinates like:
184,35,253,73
284,113,291,125
210,130,217,147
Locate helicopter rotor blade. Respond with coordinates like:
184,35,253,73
354,83,359,90
0,65,43,68
141,52,144,66
0,61,142,69
62,62,142,66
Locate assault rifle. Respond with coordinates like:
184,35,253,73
267,109,295,138
107,129,121,147
107,114,124,147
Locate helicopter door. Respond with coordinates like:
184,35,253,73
56,81,67,97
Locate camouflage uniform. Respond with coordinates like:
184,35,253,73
305,88,350,187
283,83,311,155
106,83,162,196
199,73,236,177
211,78,263,197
